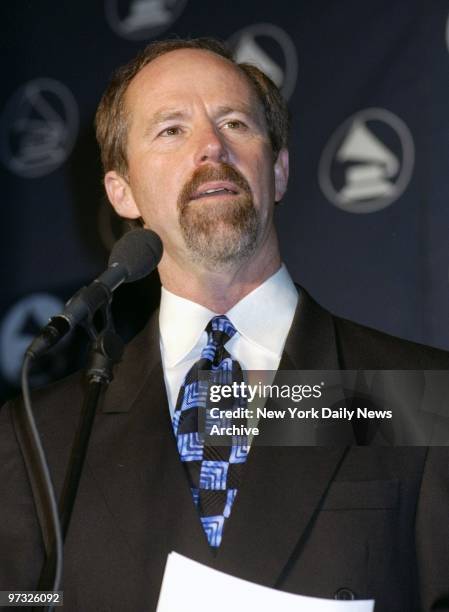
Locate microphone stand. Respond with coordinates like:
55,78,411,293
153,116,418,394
34,305,124,602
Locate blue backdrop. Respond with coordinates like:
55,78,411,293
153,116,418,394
1,0,449,402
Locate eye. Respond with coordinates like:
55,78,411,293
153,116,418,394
223,120,247,130
158,126,182,137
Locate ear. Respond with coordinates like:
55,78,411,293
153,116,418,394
274,148,289,202
104,171,141,219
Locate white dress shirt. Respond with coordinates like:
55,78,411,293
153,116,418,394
159,264,299,417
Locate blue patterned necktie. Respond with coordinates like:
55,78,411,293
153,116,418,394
172,315,249,548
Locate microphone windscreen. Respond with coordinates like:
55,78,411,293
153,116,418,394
108,228,163,282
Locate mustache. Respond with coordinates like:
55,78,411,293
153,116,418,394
178,163,252,210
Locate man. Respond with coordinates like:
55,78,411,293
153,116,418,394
1,38,449,611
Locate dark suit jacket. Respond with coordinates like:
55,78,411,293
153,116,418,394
1,289,449,611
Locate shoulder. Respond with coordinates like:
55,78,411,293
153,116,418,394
332,312,449,369
1,308,160,419
295,285,449,369
0,368,86,429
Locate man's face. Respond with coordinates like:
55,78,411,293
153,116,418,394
105,49,288,270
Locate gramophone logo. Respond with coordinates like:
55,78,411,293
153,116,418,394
0,294,65,385
319,108,414,213
0,78,79,179
228,23,298,100
105,0,187,40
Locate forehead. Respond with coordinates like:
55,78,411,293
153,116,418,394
125,48,261,117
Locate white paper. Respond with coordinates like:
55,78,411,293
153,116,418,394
156,552,375,612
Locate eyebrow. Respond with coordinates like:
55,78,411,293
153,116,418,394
144,102,264,136
216,104,247,115
144,109,188,136
214,104,263,122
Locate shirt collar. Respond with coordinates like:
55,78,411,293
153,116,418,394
159,264,298,367
226,264,298,357
159,289,215,367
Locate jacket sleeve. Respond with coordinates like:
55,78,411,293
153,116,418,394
415,447,449,610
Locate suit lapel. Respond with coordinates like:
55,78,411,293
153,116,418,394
215,289,348,585
281,288,340,371
85,312,213,567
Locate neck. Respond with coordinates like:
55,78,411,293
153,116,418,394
158,232,281,312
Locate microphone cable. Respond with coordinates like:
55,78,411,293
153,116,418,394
21,353,63,612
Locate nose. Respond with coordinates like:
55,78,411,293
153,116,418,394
193,123,228,166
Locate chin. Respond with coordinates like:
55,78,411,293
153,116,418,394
185,230,258,270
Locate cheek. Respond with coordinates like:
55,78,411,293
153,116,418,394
146,159,184,198
251,157,276,199
129,163,162,207
134,177,181,231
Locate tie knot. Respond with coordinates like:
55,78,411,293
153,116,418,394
206,315,237,344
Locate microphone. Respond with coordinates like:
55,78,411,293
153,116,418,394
26,228,163,358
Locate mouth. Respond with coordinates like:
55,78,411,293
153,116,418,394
190,181,240,201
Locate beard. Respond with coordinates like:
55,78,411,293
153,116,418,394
177,163,259,269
